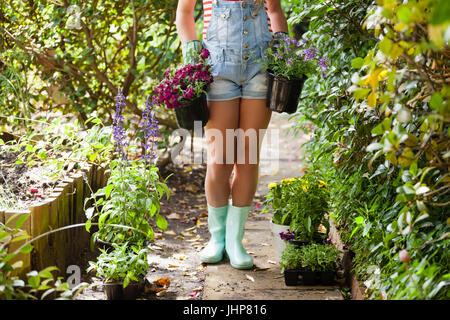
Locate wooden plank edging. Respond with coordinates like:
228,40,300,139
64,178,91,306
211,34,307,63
329,217,367,300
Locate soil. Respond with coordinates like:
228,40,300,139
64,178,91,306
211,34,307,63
0,146,60,209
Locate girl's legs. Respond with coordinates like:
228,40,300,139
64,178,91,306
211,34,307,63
200,99,239,263
226,98,271,269
204,99,240,207
231,98,272,206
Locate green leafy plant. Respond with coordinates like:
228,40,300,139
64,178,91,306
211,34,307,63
281,243,341,272
263,173,330,241
85,90,169,245
280,244,304,270
86,158,169,244
87,242,149,288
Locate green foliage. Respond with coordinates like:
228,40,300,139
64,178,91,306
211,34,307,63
0,52,36,130
87,242,149,288
86,158,169,244
280,244,303,270
0,215,86,300
0,0,197,128
281,243,341,272
288,0,449,299
4,117,114,181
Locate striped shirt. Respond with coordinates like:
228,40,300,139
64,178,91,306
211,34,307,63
203,0,273,40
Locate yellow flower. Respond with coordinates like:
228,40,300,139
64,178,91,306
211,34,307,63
268,183,277,189
318,180,328,188
301,185,308,192
281,178,296,184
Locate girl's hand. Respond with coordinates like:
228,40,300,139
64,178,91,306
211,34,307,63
182,40,203,65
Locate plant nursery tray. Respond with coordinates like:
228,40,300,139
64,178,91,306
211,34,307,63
284,269,336,286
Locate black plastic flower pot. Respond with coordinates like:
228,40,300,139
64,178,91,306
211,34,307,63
320,271,336,286
103,281,145,300
300,270,318,285
266,70,306,114
175,94,209,130
122,282,145,300
284,269,300,286
103,282,124,300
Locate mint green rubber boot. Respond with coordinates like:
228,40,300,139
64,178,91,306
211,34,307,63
225,205,254,269
199,204,228,263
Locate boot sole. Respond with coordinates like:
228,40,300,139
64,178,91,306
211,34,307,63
230,262,254,270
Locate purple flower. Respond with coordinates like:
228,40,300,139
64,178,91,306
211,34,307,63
113,88,127,160
303,47,319,61
140,96,159,161
280,230,295,241
200,48,210,60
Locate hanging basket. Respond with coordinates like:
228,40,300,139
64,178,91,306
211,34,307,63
266,70,306,114
175,94,209,130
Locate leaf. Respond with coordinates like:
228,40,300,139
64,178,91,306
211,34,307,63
368,90,377,107
354,88,371,100
156,214,168,231
416,186,430,195
85,207,94,220
429,92,443,110
379,37,393,55
20,244,34,254
104,184,114,200
354,216,364,224
351,57,364,68
431,0,450,25
397,6,412,23
245,274,255,282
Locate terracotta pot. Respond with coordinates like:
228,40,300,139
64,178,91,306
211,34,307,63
266,70,306,114
175,94,209,130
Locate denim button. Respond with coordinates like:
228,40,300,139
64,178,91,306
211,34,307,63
243,30,248,35
243,55,249,60
243,43,249,48
242,2,247,8
243,15,247,21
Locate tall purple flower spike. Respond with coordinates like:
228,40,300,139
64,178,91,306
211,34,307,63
141,96,159,161
113,88,127,160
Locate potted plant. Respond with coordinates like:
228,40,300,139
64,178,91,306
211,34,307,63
296,243,342,286
280,244,303,286
263,174,330,259
281,243,341,286
261,33,330,114
153,48,213,130
87,242,150,300
85,91,170,247
286,173,330,245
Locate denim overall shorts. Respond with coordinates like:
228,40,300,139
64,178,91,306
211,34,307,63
203,0,273,101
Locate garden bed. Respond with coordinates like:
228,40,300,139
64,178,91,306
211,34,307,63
0,144,108,277
0,146,60,209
